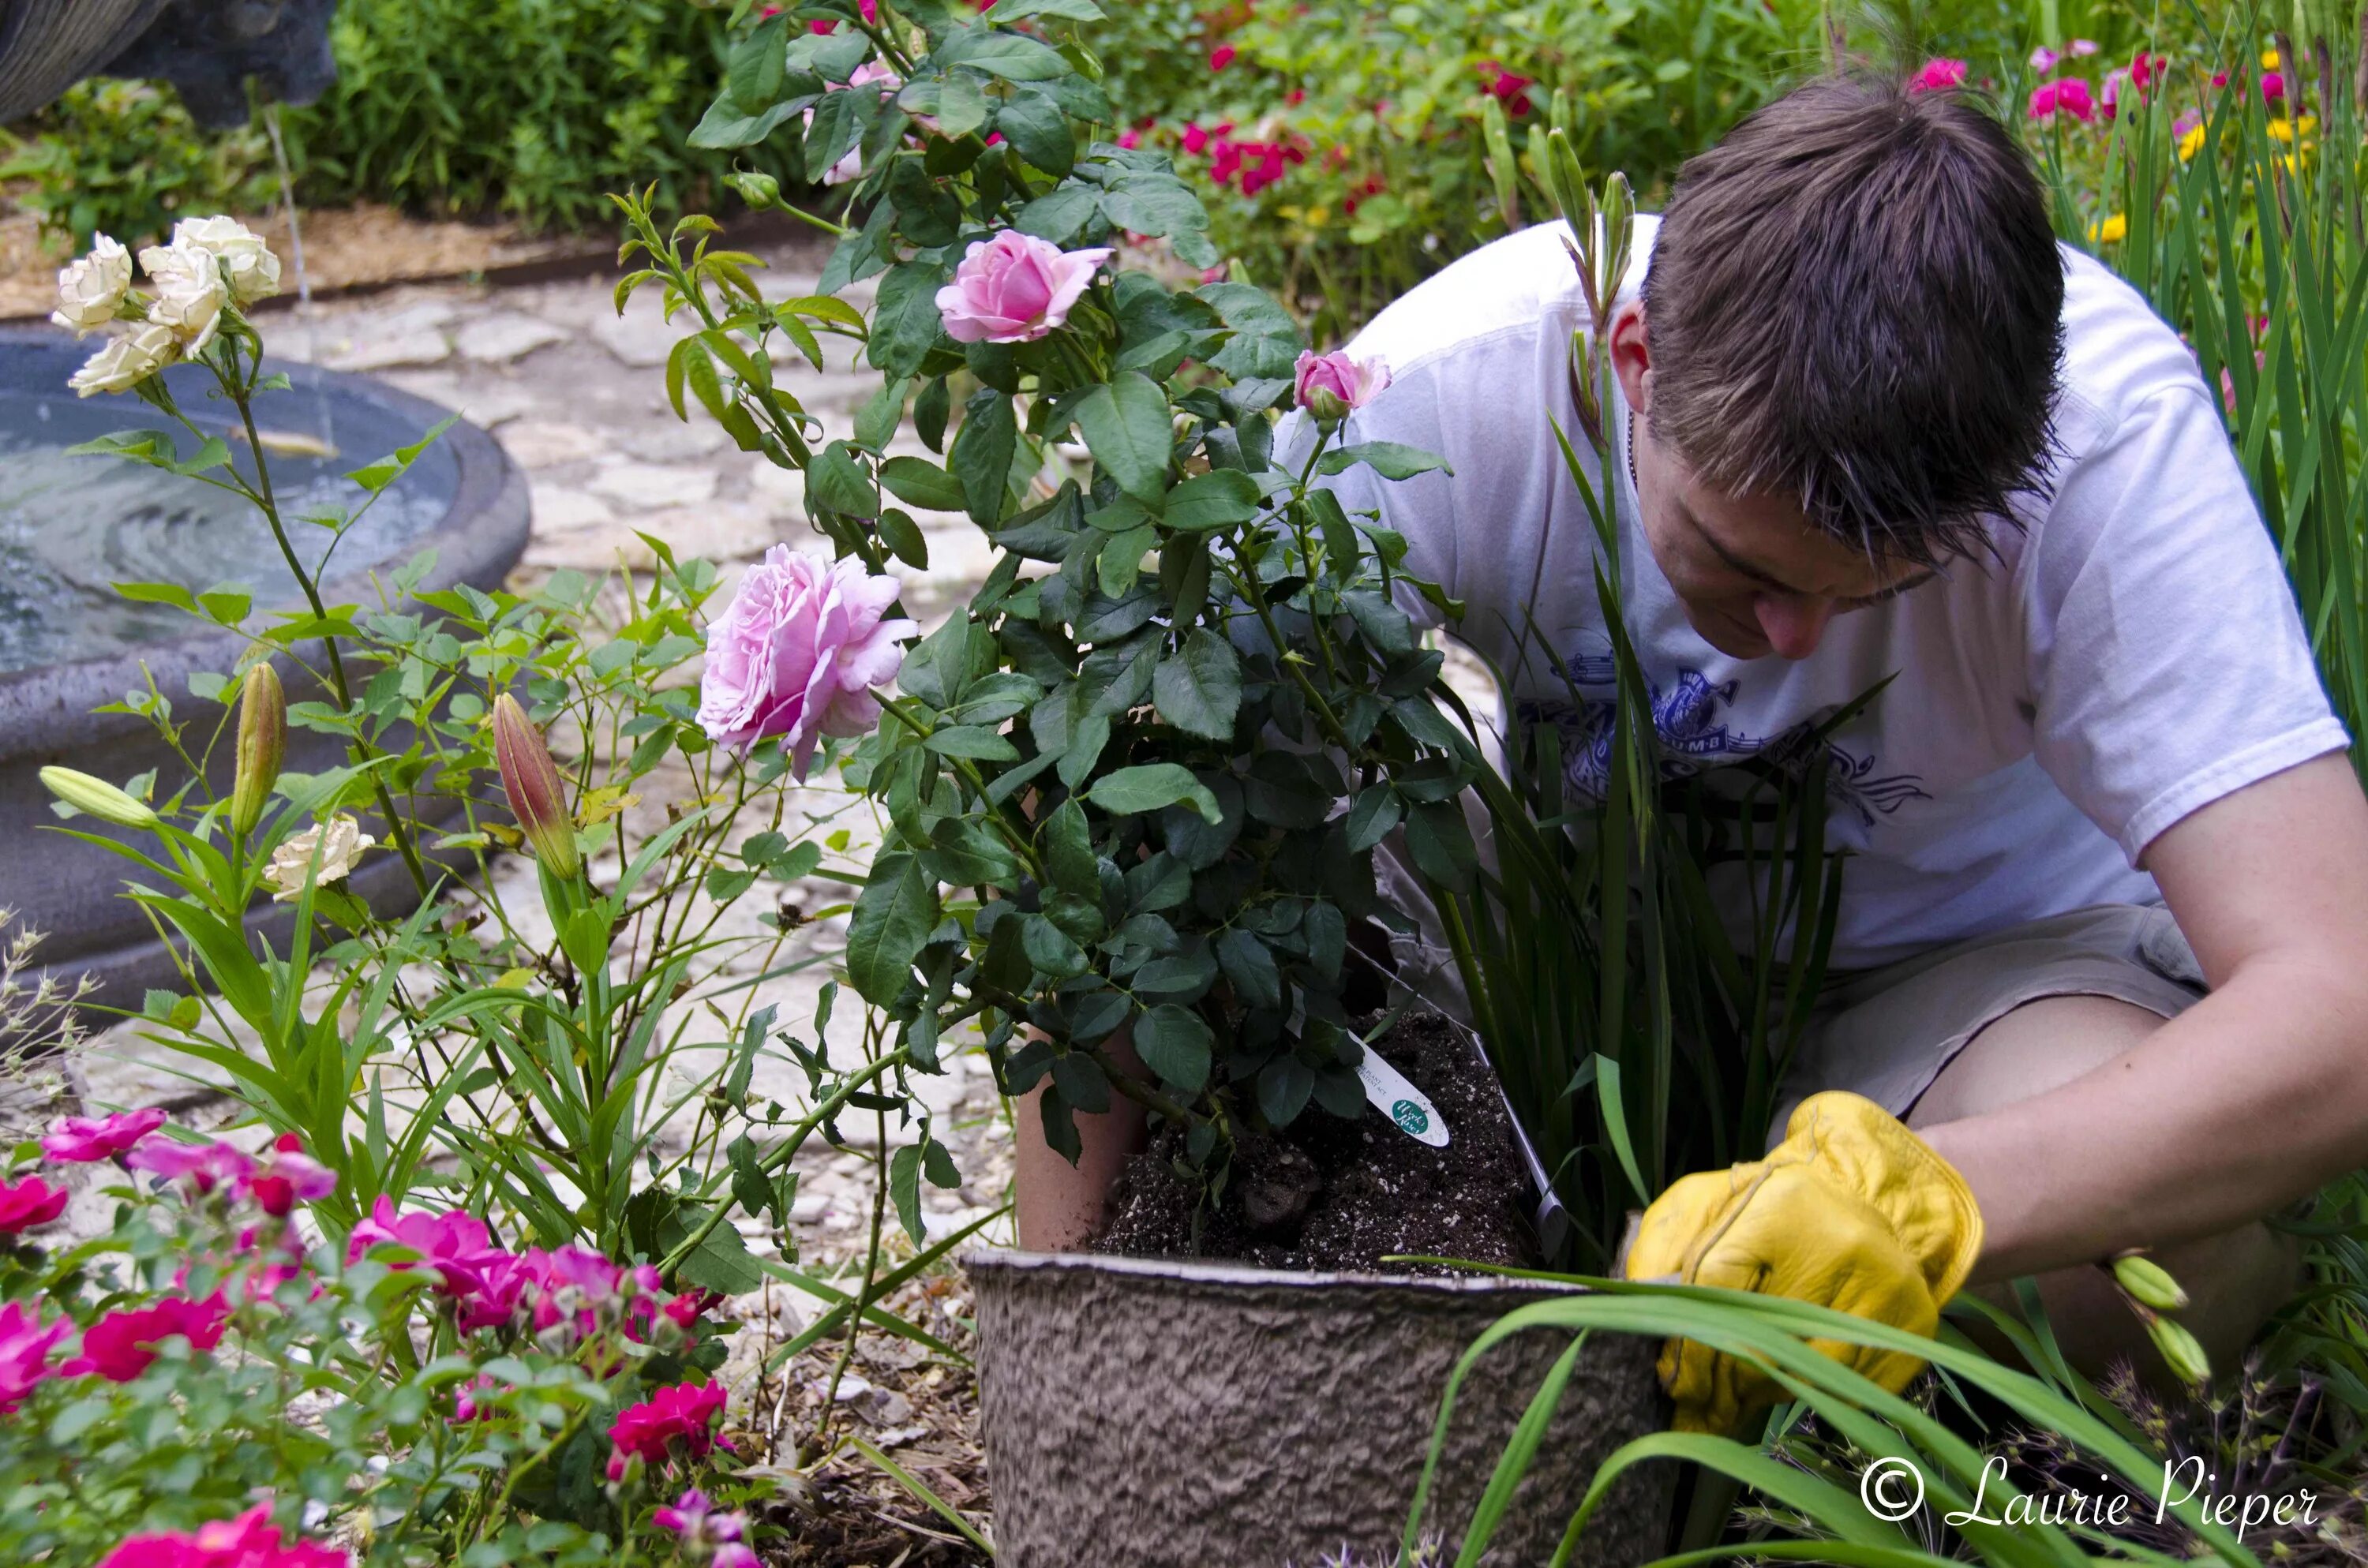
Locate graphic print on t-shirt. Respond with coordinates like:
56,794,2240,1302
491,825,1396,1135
1515,642,1931,829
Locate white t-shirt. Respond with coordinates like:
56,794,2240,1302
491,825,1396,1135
1313,216,2347,970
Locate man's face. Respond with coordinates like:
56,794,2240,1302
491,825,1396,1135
1609,300,1938,661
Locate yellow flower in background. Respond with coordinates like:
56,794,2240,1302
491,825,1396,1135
2179,122,2208,161
2266,115,2317,142
2261,47,2283,69
2088,212,2128,244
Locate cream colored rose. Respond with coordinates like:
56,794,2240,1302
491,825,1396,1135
138,238,229,354
171,215,280,305
264,817,377,903
68,323,178,397
51,235,132,338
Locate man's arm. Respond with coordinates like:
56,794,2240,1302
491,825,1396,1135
1920,751,2368,1283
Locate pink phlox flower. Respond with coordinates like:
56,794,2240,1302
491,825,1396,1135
0,1300,69,1411
2029,77,2095,121
2030,45,2059,73
43,1107,167,1162
2068,37,2098,55
695,548,916,773
935,230,1112,345
1908,58,1969,94
65,1293,230,1381
0,1173,69,1233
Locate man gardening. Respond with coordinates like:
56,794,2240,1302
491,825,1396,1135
1016,74,2368,1434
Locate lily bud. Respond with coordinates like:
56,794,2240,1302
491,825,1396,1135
230,663,286,839
492,693,580,879
39,766,159,829
2111,1252,2190,1313
2148,1314,2213,1388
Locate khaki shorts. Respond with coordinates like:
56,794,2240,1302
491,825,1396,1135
1770,903,2209,1135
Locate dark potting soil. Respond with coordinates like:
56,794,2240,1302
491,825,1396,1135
1093,1009,1539,1274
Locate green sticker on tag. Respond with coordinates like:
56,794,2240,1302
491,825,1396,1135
1392,1098,1429,1136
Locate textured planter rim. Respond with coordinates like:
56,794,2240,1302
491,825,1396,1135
966,1247,1673,1568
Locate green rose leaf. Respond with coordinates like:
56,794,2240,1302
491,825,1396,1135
1086,763,1222,822
808,441,878,516
1135,1004,1213,1094
846,853,939,1005
1317,441,1452,481
1257,1056,1315,1127
869,261,952,380
937,29,1070,81
879,455,969,513
890,1143,927,1244
951,389,1018,526
924,724,1020,761
1072,372,1173,502
1040,799,1098,896
1152,628,1241,740
995,90,1074,177
1161,469,1263,533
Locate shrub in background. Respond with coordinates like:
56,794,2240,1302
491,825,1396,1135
1,80,274,251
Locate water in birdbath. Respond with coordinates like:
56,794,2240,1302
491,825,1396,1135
0,380,450,675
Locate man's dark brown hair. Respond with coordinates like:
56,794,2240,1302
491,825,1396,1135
1639,74,2066,567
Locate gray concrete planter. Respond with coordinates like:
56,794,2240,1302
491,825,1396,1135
969,1251,1673,1567
0,329,529,1013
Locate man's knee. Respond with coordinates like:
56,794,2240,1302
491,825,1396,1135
1913,994,2299,1384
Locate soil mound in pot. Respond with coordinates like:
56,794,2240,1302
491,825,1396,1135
1095,1009,1537,1272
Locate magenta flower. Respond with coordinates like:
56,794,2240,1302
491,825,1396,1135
42,1106,166,1162
249,1145,336,1218
2261,70,2285,102
347,1196,507,1298
1294,349,1392,421
713,1547,759,1568
695,547,914,774
0,1300,69,1410
2030,45,2059,73
96,1503,347,1568
127,1137,256,1196
1180,120,1231,155
2029,78,2095,121
2068,36,2098,55
0,1173,68,1233
653,1488,716,1536
1907,58,1968,94
1209,43,1236,70
935,230,1111,344
609,1379,729,1470
66,1293,230,1381
1479,62,1534,116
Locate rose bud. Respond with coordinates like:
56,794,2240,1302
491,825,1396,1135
726,170,783,210
230,663,287,839
492,693,580,878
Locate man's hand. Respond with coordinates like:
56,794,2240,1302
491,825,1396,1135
1624,1092,1984,1433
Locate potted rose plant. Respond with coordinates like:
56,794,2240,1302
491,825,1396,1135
634,2,1670,1561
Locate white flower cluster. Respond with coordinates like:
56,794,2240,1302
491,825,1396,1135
54,217,282,398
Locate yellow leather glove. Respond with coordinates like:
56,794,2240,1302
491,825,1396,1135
1624,1091,1984,1434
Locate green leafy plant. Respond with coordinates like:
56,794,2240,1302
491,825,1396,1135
1,80,272,251
637,0,1486,1192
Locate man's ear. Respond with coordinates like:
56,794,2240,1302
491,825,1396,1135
1607,298,1651,418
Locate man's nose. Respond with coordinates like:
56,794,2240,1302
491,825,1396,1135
1752,593,1836,659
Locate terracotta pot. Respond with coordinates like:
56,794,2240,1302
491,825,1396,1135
969,1250,1673,1567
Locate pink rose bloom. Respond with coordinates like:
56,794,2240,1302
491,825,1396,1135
1908,58,1968,94
452,1249,536,1334
803,60,900,184
1294,349,1392,418
127,1138,256,1196
936,230,1112,343
0,1173,69,1233
2029,45,2059,73
43,1106,166,1162
0,1300,69,1410
96,1503,347,1568
66,1293,230,1381
249,1145,336,1218
696,548,914,775
653,1488,716,1536
609,1379,729,1469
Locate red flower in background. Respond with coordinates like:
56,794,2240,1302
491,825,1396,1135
1478,61,1534,116
1907,58,1969,94
1210,43,1237,70
608,1379,729,1474
66,1293,230,1382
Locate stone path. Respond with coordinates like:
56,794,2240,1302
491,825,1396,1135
74,239,1017,1289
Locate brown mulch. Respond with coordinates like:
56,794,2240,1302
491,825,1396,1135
742,1273,994,1567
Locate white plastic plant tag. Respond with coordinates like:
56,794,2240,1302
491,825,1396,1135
1357,1046,1448,1147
